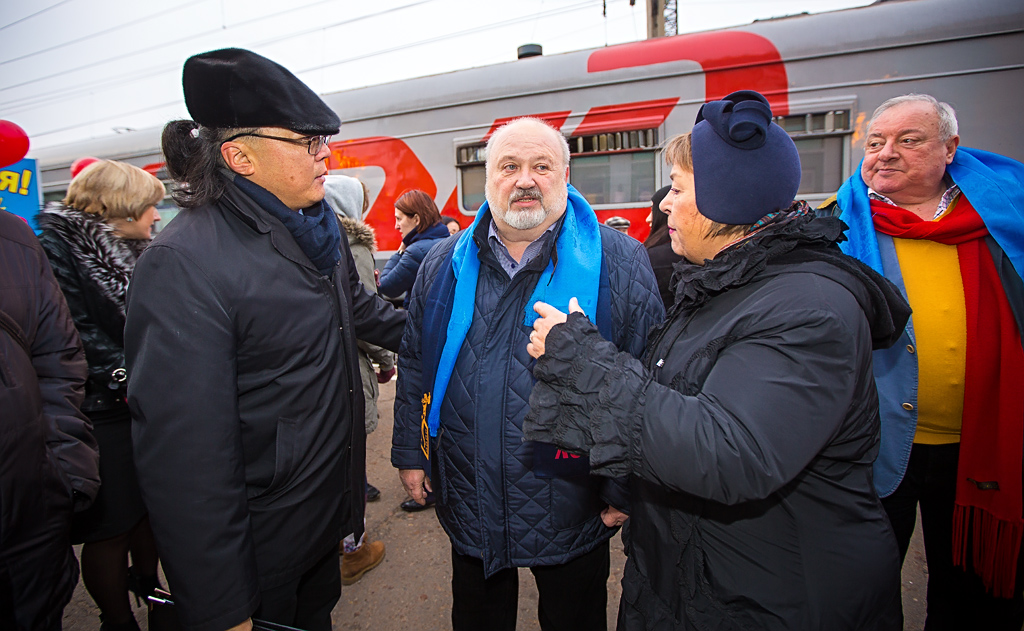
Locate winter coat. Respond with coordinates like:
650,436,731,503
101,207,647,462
0,209,99,631
378,221,451,305
36,204,145,413
525,212,908,630
338,215,394,433
124,176,406,631
392,211,664,577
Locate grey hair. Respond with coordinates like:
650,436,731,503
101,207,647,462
484,117,571,173
870,94,959,141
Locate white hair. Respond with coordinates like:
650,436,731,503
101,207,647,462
484,117,571,173
870,94,959,141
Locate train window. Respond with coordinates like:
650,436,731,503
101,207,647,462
570,152,657,206
456,127,659,212
456,143,486,212
568,128,659,208
774,110,851,197
461,165,486,212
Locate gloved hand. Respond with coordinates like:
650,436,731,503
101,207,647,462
377,366,396,383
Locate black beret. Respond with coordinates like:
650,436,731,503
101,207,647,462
691,90,801,225
182,48,340,135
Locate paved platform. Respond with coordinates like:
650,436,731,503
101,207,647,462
62,379,927,630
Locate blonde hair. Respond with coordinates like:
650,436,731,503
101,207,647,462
663,133,693,171
64,160,165,221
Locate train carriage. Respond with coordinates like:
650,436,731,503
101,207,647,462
31,0,1024,253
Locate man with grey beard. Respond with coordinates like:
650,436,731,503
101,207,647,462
391,118,664,630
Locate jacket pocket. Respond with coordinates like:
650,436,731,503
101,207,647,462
548,475,603,531
248,416,299,502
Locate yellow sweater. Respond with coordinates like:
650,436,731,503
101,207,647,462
893,206,966,444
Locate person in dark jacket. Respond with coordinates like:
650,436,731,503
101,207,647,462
524,91,908,630
0,209,100,631
643,185,682,309
392,117,664,631
37,159,164,631
124,49,405,631
378,189,450,306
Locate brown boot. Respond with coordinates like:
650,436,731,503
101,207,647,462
341,540,385,585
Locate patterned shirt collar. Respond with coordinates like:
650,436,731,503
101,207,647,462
487,218,558,278
868,176,960,220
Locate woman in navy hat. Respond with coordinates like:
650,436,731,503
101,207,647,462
523,91,908,630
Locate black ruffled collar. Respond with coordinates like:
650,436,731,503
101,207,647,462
669,204,846,314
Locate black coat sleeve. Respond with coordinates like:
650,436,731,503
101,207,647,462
527,293,861,505
28,234,100,505
125,244,260,631
344,237,406,353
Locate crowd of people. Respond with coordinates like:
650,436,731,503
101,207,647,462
2,44,1023,631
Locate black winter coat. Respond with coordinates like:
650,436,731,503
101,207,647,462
36,204,143,412
125,177,405,631
0,210,99,630
526,213,908,630
393,212,664,577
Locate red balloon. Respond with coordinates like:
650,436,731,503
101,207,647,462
71,156,101,178
0,120,30,169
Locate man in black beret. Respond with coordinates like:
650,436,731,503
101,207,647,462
124,48,406,631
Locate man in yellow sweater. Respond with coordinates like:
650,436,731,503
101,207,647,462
821,94,1024,630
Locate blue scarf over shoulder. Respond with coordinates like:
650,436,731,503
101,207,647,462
836,146,1024,279
420,184,604,441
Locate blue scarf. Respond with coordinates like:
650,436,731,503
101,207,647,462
424,184,602,439
234,176,342,276
836,146,1024,279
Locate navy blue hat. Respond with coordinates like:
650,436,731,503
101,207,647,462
691,90,800,224
183,48,340,135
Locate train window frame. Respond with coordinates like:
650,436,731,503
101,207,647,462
774,100,856,205
454,127,661,214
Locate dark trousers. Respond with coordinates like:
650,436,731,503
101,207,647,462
451,541,609,631
254,547,341,631
882,442,1024,631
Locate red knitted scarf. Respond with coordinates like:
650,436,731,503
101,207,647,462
872,197,1024,598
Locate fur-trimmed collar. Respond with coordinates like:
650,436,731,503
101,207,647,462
337,215,376,252
37,203,145,315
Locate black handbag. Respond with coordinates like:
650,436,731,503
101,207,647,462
147,590,305,631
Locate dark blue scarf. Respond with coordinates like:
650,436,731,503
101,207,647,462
403,221,451,247
234,176,341,276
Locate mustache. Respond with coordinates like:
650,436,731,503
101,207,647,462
508,187,542,205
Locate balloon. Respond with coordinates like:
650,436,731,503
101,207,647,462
0,120,29,169
71,156,101,178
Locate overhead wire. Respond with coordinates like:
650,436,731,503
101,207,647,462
6,0,600,125
0,0,76,33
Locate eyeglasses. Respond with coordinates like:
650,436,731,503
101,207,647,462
224,132,332,155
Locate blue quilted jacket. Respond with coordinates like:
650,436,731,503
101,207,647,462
379,222,451,306
392,212,664,576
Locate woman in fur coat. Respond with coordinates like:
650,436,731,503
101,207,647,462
37,160,164,631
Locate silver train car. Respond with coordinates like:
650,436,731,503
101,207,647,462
31,0,1024,249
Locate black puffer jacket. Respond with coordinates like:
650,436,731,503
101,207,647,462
526,212,908,630
393,212,664,577
125,176,405,631
0,210,99,630
36,203,145,412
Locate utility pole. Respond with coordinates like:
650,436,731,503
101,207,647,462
646,0,677,38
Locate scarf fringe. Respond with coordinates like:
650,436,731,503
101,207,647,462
953,503,1024,599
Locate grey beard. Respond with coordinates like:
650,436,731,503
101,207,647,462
498,205,547,230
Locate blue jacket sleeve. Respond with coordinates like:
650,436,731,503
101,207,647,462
378,242,429,300
391,244,448,469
